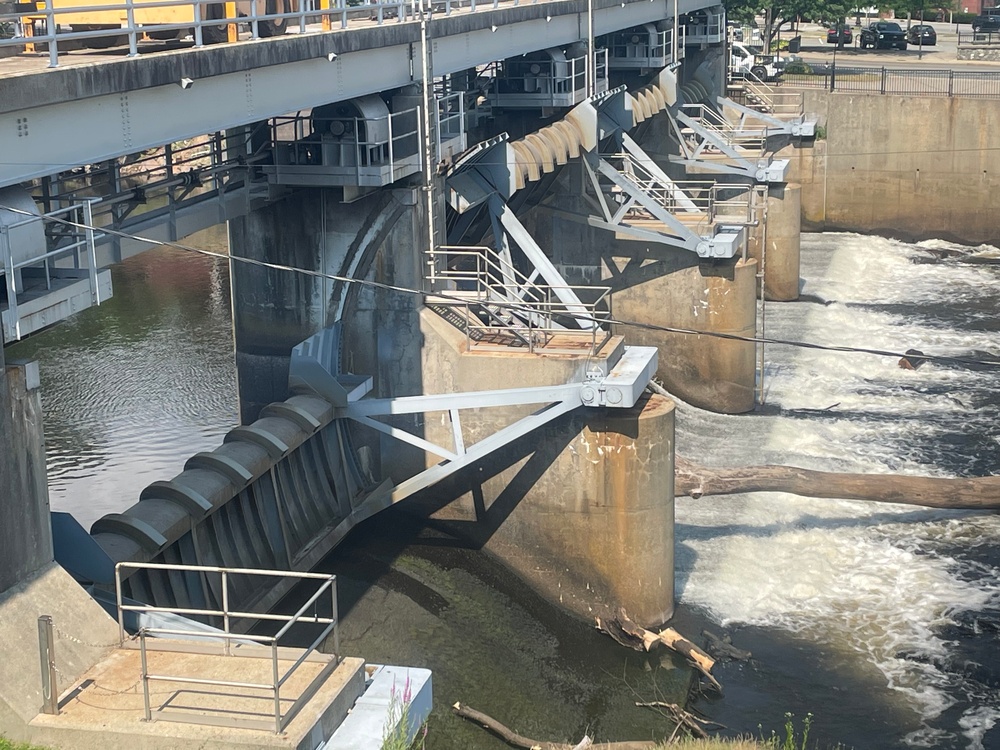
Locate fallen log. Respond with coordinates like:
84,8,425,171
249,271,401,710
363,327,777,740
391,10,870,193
674,458,1000,510
451,703,658,750
596,610,722,693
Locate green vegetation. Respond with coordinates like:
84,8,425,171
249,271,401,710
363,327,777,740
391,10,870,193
381,676,426,750
783,60,813,74
0,738,51,750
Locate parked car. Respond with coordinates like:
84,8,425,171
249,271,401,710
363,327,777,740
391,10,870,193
826,23,853,44
859,21,908,50
905,24,936,45
972,13,1000,32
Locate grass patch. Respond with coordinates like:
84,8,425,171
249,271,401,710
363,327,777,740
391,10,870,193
0,738,52,750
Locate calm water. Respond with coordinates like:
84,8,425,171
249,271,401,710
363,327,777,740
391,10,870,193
5,225,238,532
11,229,1000,748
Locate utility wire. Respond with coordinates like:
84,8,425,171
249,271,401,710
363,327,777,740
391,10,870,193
3,141,1000,170
3,201,1000,371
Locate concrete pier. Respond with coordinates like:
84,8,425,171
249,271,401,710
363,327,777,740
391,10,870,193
415,311,676,626
0,343,51,593
749,183,801,302
610,252,758,414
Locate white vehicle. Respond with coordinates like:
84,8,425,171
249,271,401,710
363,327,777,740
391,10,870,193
729,41,785,81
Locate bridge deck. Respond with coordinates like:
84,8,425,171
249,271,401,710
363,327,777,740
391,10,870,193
0,0,706,188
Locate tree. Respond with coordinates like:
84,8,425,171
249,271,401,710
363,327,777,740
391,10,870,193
724,0,854,47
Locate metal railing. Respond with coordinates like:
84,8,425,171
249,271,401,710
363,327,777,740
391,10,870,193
605,154,760,230
741,80,805,117
958,30,1000,46
678,102,767,152
684,9,723,43
267,106,421,182
0,0,577,68
114,561,341,734
425,245,613,354
728,23,764,49
780,64,1000,98
487,49,609,108
609,26,676,67
1,200,102,341
435,92,467,161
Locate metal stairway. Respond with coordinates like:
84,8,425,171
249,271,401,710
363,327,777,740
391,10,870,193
668,102,791,183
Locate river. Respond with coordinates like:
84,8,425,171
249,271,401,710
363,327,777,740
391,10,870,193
8,229,999,749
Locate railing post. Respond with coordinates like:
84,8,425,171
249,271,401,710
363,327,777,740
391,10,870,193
829,61,836,92
387,113,394,171
948,69,953,97
331,578,340,662
38,616,59,715
193,1,204,46
272,641,282,734
125,0,138,57
221,570,231,656
249,0,259,39
2,227,20,341
140,630,151,721
83,200,100,305
44,0,57,68
880,66,887,95
114,564,126,645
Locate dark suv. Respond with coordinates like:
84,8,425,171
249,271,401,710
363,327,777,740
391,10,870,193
860,21,908,49
972,13,1000,32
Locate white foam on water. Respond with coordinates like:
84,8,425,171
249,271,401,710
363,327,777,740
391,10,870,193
959,706,1000,750
676,232,1000,747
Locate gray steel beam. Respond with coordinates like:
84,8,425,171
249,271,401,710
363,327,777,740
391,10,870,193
0,0,716,189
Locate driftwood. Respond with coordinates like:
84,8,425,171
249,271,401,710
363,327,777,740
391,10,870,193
634,702,717,740
702,630,752,662
675,457,1000,511
451,703,658,750
596,610,722,693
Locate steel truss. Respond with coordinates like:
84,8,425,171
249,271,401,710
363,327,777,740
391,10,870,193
291,324,658,505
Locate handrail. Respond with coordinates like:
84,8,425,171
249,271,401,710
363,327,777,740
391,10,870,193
1,0,583,68
425,244,612,354
1,199,103,342
743,80,805,117
601,154,761,227
114,561,340,735
679,103,768,152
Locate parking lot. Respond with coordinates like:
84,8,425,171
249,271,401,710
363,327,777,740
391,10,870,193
786,20,1000,69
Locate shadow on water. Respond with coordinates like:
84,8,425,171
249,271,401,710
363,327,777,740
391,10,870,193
308,509,695,749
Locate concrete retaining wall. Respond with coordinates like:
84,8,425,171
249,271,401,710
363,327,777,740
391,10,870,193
781,91,1000,245
958,48,1000,61
0,349,53,595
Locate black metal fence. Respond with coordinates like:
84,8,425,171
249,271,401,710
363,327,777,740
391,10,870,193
779,64,1000,98
957,31,1000,47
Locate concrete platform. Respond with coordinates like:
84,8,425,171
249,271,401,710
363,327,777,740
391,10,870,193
29,644,365,750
